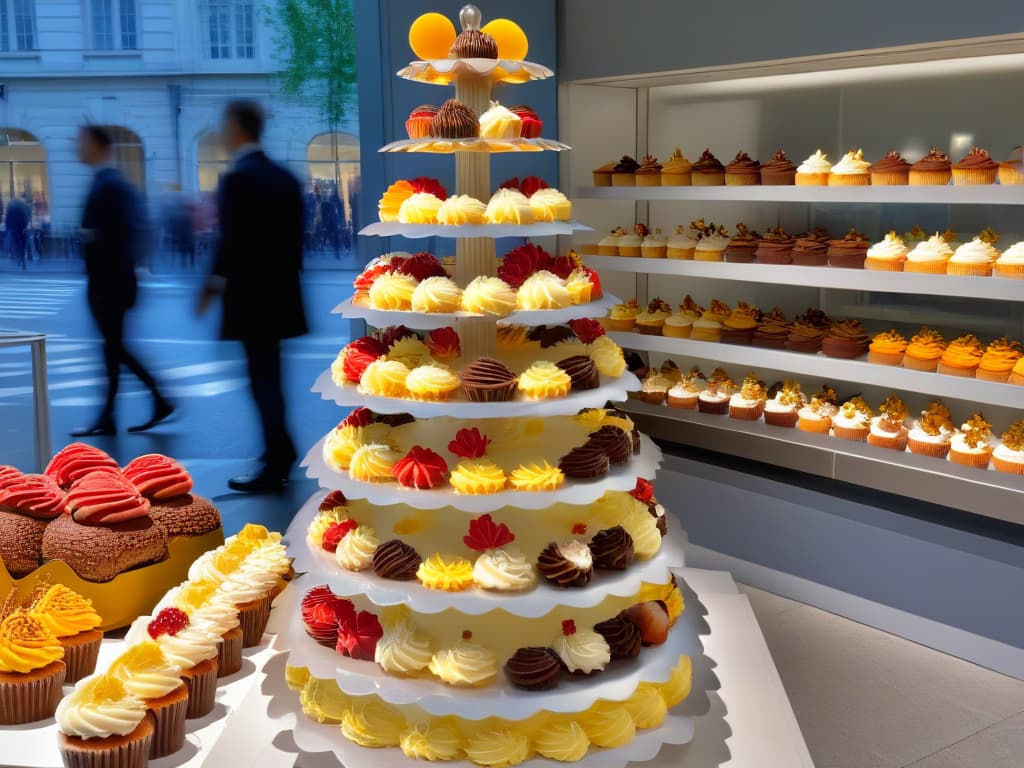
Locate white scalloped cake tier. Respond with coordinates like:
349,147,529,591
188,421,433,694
304,432,663,512
361,221,593,238
380,137,571,154
313,368,640,419
286,492,685,616
397,58,553,84
333,294,618,330
273,575,697,720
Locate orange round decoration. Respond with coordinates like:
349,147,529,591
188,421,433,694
409,12,456,60
482,18,528,61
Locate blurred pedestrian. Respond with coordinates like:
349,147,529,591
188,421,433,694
5,195,30,270
198,100,307,493
71,125,173,437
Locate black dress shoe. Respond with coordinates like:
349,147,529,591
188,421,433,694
228,468,289,494
70,420,116,437
128,400,175,433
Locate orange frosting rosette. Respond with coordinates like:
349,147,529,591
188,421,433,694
939,334,984,369
869,331,908,355
978,337,1022,374
904,327,945,361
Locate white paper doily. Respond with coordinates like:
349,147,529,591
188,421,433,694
379,137,571,154
397,58,554,84
360,221,592,239
332,294,618,330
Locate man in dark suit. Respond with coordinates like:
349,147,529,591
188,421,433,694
199,101,307,492
72,125,172,436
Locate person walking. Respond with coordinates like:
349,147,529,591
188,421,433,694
199,101,307,493
72,125,173,437
5,195,30,270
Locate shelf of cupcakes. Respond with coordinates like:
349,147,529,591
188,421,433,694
581,221,1024,280
387,98,564,152
47,523,290,768
345,245,613,328
366,174,590,238
323,320,635,417
633,363,1024,479
580,146,1024,203
298,483,678,613
601,295,1024,406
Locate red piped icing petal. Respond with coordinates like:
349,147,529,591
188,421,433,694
498,243,552,289
498,176,520,191
463,513,515,551
322,520,358,552
44,442,118,488
336,610,382,660
584,266,603,299
396,252,447,282
300,585,338,623
319,489,348,511
0,465,23,490
392,447,449,489
122,454,193,500
374,325,418,350
519,176,550,197
547,254,578,280
340,408,375,429
302,590,357,647
630,478,654,503
65,468,151,525
408,177,447,201
342,337,387,383
0,473,65,520
448,427,491,459
425,327,461,360
568,318,606,345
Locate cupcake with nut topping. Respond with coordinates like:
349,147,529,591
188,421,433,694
993,420,1024,475
952,147,998,185
977,338,1022,383
828,149,871,186
909,147,952,186
908,402,954,458
760,149,796,185
905,233,954,274
870,151,911,185
903,327,946,372
832,397,873,441
691,149,725,186
764,381,804,428
635,154,663,187
661,149,693,186
725,151,760,186
867,394,909,451
949,414,994,469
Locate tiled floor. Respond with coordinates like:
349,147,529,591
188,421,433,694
740,584,1024,768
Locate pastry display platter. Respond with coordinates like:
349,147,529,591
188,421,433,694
398,58,554,84
380,137,571,154
360,221,593,239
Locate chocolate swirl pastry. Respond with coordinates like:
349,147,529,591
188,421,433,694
372,539,422,580
557,444,610,479
429,99,479,139
528,324,576,348
537,540,593,587
584,425,632,465
647,501,667,536
461,357,517,402
594,613,642,659
556,355,599,391
450,28,498,59
589,525,634,570
504,647,562,690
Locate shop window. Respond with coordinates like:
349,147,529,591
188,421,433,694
197,131,230,193
94,125,145,192
306,132,360,253
0,128,48,225
0,0,37,51
88,0,138,50
200,0,254,60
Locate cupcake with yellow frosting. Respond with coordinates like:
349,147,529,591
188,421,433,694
30,584,102,684
977,338,1022,383
596,227,624,256
484,188,534,225
661,149,693,186
358,359,410,398
411,276,462,314
518,361,572,399
462,276,517,316
478,101,521,139
405,364,461,401
368,272,417,310
635,298,672,336
516,271,571,310
449,460,507,495
949,414,994,469
948,237,999,277
428,633,497,686
865,231,908,272
417,554,475,591
603,298,640,332
995,241,1024,279
436,194,487,225
349,444,401,483
937,334,984,378
397,192,444,224
993,420,1024,475
868,330,908,366
795,150,831,186
529,188,572,222
0,607,66,724
616,228,644,258
1013,358,1024,386
56,674,153,768
828,149,871,186
905,233,954,274
377,180,414,222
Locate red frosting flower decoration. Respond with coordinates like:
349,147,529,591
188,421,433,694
498,243,552,288
498,176,521,192
353,259,398,292
123,454,193,501
301,589,357,647
339,408,375,429
396,252,447,282
519,176,549,197
448,427,490,459
336,610,383,660
584,266,603,298
0,465,24,490
148,607,189,639
374,325,417,350
568,318,606,345
322,519,358,552
342,337,386,383
463,514,515,551
66,468,151,525
425,327,461,360
561,619,577,636
0,473,65,520
45,442,119,489
319,489,348,511
571,522,588,535
630,478,654,503
301,585,338,623
408,177,447,201
392,447,449,489
547,254,579,280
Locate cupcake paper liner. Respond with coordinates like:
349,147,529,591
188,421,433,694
951,168,997,186
867,432,908,451
827,174,870,186
995,263,1024,279
728,403,764,421
832,424,869,441
907,437,950,458
182,658,219,719
611,174,636,187
601,318,635,332
764,410,799,428
639,391,667,405
148,685,188,759
666,248,695,259
948,448,992,469
238,595,273,647
59,715,154,768
760,171,796,185
62,630,103,684
902,356,940,372
976,368,1011,383
795,172,828,186
697,399,729,415
596,245,618,256
997,166,1024,185
797,417,832,434
666,394,698,410
936,362,979,378
693,250,725,262
1011,373,1024,386
724,174,759,186
865,257,905,272
867,350,905,366
691,172,725,186
619,247,642,257
904,260,948,274
636,323,664,336
946,262,993,277
217,627,244,678
661,173,692,186
635,175,662,187
592,173,612,187
870,172,908,186
0,661,65,725
662,325,692,338
992,456,1024,475
640,247,667,258
908,170,951,186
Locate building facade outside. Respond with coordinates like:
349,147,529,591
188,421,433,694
0,0,360,263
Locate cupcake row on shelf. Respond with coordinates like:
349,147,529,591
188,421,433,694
405,99,542,140
603,296,1024,385
352,247,602,314
379,176,570,225
593,146,1023,187
637,364,1024,475
582,222,1022,277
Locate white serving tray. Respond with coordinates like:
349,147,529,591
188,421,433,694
379,137,571,154
360,221,593,239
397,58,554,83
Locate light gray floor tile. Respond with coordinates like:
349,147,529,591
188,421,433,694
907,712,1024,768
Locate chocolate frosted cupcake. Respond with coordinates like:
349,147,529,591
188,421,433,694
692,149,725,186
589,526,634,570
584,426,632,465
909,147,952,186
755,227,795,264
372,539,421,580
760,149,797,185
791,236,829,266
827,228,870,268
821,320,870,359
537,540,593,587
724,223,758,263
504,647,561,690
953,147,998,185
594,613,642,659
753,308,790,349
725,151,760,186
611,155,640,187
556,355,599,391
558,444,610,478
461,358,517,402
635,154,663,187
449,24,498,58
429,99,479,139
870,151,911,186
786,322,825,354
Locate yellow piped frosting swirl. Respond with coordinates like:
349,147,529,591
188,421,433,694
349,443,400,482
660,655,693,707
580,701,637,748
464,728,530,767
509,461,565,491
552,628,611,675
534,719,590,761
529,189,572,222
517,361,572,399
417,553,475,591
625,682,669,729
437,194,487,225
621,507,662,560
449,459,507,495
30,585,102,638
484,189,534,225
516,270,572,310
472,547,537,592
588,335,626,377
368,272,417,310
107,641,183,700
401,721,465,761
358,359,410,398
462,276,517,316
398,192,443,224
341,701,406,748
405,364,461,400
385,336,432,368
374,613,433,675
428,637,498,687
56,674,148,739
335,525,379,571
0,611,64,673
411,276,463,313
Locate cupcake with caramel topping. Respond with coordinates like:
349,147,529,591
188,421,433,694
691,149,725,186
976,337,1022,383
827,228,870,269
661,149,692,186
764,381,804,428
755,227,795,265
829,149,871,186
952,147,998,185
760,149,796,185
949,414,994,469
721,302,760,345
832,397,873,441
867,394,909,451
903,327,946,372
667,368,704,409
908,402,954,458
868,330,908,366
724,223,757,264
697,369,733,415
728,373,766,421
635,155,662,187
993,420,1024,475
725,151,760,186
791,235,829,266
797,391,838,435
753,307,790,349
909,147,952,186
937,334,984,378
821,320,869,359
592,160,617,188
870,151,911,185
635,298,672,336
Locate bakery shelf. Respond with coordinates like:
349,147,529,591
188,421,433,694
360,221,593,238
312,367,641,419
621,401,1024,525
398,58,553,85
607,331,1024,409
379,137,571,153
332,293,620,329
574,184,1024,206
582,256,1024,303
285,491,687,617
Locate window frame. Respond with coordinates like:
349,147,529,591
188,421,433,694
83,0,141,52
199,0,255,61
0,0,38,52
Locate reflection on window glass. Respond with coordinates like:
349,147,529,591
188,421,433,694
8,0,36,51
197,131,230,193
119,0,137,49
91,0,114,50
0,128,49,226
202,0,254,60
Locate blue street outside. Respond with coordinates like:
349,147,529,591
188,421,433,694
0,266,361,535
